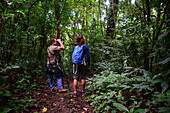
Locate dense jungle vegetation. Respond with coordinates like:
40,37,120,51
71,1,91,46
0,0,169,112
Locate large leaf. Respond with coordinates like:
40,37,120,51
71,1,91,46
158,58,170,65
113,102,129,112
0,106,11,113
144,70,152,78
152,79,162,84
161,81,169,94
16,10,26,16
134,108,149,113
158,31,169,40
166,90,170,96
0,76,6,85
158,107,170,112
132,84,150,90
123,67,133,70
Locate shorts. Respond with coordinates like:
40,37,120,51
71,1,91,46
73,64,88,80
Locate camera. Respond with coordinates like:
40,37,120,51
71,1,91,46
56,41,60,46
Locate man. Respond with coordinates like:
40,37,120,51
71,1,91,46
72,35,90,97
47,38,67,92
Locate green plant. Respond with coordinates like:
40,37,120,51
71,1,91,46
86,73,133,112
0,69,41,113
86,68,169,112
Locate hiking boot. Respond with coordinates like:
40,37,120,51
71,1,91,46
73,93,77,98
58,89,67,93
51,87,58,91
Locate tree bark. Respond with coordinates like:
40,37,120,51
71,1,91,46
144,0,150,71
106,0,118,39
55,1,62,39
99,0,103,36
37,1,48,60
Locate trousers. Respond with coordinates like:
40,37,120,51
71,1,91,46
47,64,63,90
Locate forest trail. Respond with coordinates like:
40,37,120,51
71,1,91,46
28,76,94,113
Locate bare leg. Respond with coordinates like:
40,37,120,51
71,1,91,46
73,79,78,92
81,79,85,91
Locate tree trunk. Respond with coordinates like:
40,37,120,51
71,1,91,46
37,1,48,60
166,0,170,32
106,0,118,39
143,0,150,71
26,12,30,55
55,1,61,39
0,3,6,68
150,0,169,72
73,19,77,39
99,0,103,36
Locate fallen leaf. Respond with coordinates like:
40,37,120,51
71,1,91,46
73,101,77,104
85,105,90,107
37,88,41,91
39,98,47,103
118,92,122,96
42,107,47,112
45,101,51,103
149,104,153,108
45,94,47,96
52,103,57,106
61,98,64,102
83,107,88,111
64,93,68,96
75,105,81,108
72,108,77,111
70,99,74,101
39,100,44,103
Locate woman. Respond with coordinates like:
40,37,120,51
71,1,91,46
72,35,90,97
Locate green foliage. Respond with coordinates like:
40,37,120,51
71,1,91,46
0,78,38,112
0,66,41,112
113,102,129,112
86,69,169,112
0,0,169,112
86,72,133,112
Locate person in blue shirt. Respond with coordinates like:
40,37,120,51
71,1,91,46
72,35,90,97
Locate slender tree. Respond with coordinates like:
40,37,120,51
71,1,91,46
106,0,118,39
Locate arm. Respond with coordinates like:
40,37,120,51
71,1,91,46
86,48,90,66
84,45,90,66
57,39,65,50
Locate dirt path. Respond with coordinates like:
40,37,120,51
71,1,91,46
29,76,94,113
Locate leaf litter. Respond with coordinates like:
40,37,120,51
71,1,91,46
27,76,94,113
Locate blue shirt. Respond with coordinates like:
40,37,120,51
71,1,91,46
73,44,90,66
82,45,90,66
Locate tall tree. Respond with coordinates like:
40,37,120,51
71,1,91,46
106,0,118,39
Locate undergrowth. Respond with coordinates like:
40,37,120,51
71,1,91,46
86,70,170,113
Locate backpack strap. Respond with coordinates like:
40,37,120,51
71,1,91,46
48,48,56,55
47,48,57,64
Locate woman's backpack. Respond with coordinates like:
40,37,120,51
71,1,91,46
72,45,84,64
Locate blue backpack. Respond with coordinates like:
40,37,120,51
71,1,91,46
72,45,84,64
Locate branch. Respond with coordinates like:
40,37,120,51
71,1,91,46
56,0,67,24
155,1,169,41
135,0,147,16
27,0,40,14
27,0,40,23
67,32,72,39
